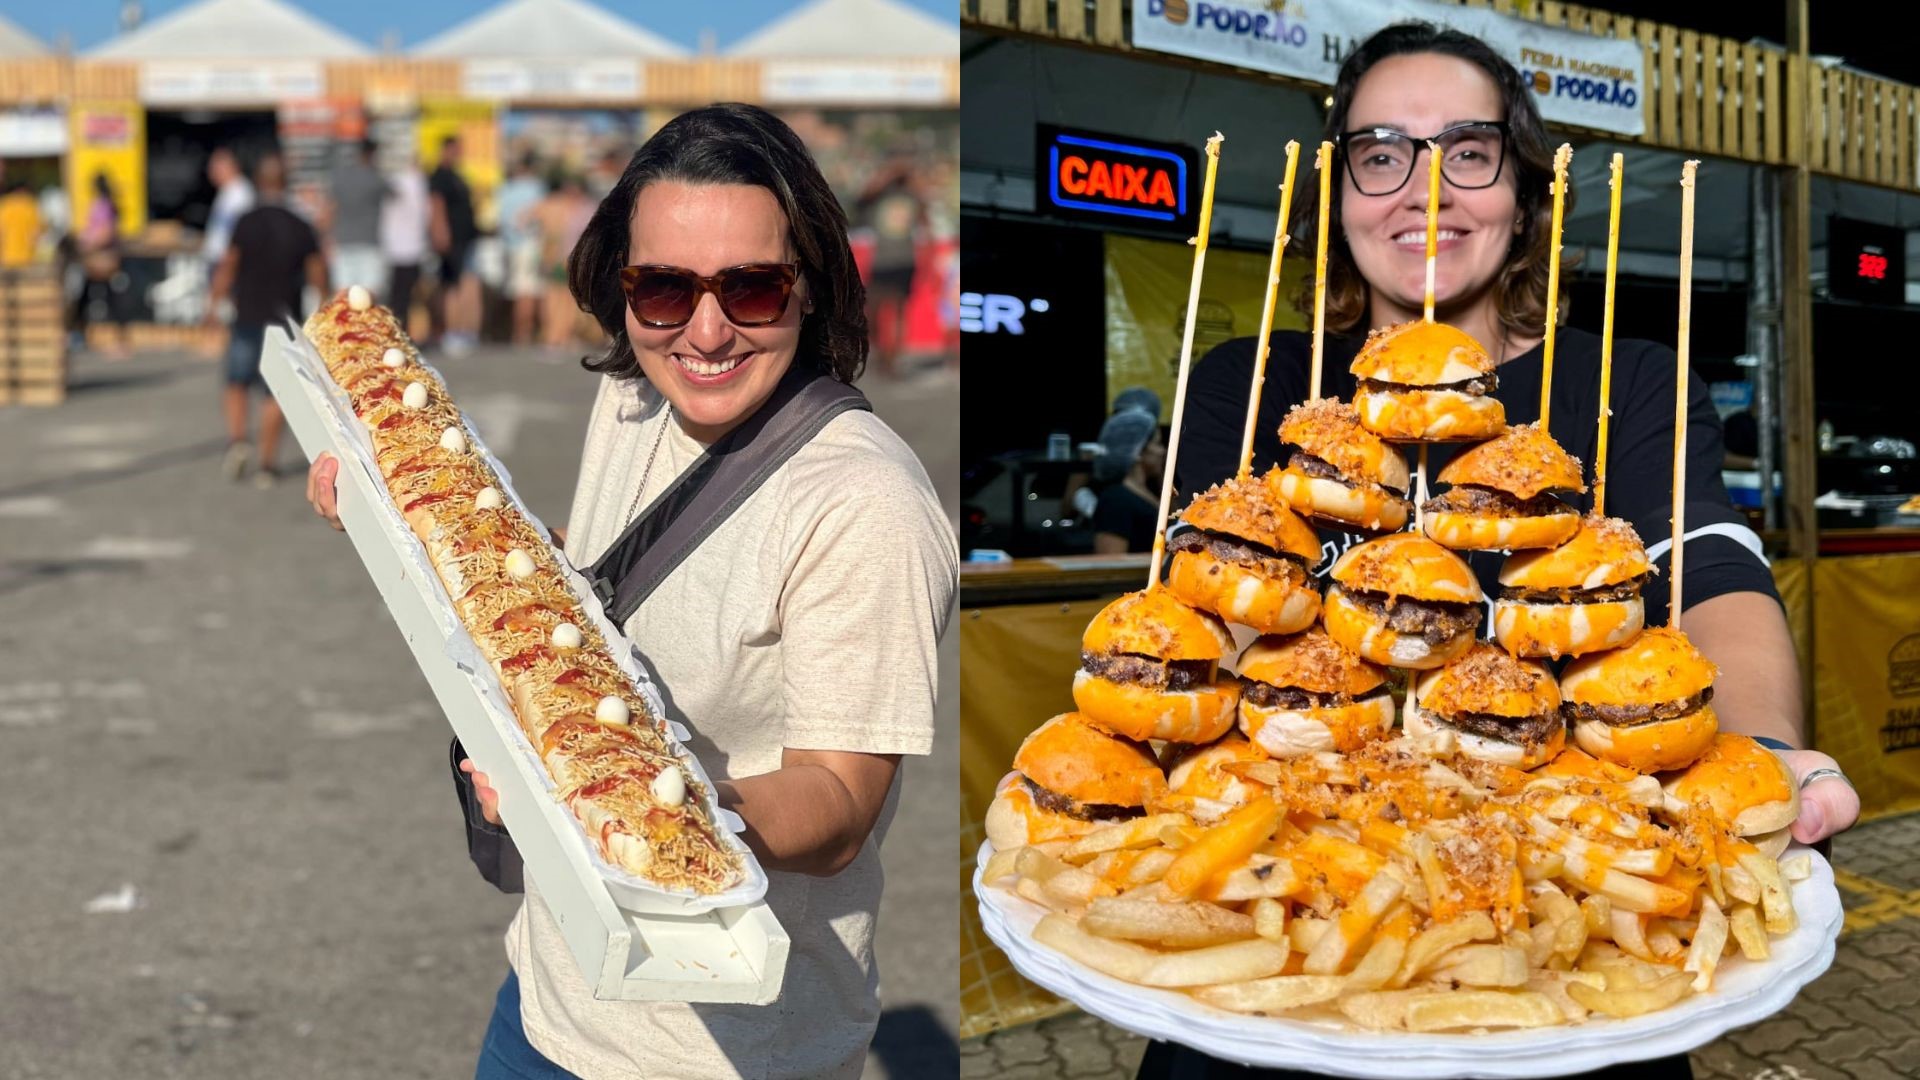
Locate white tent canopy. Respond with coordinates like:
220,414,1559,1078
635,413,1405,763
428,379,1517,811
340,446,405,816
86,0,369,59
729,0,956,58
0,14,48,58
411,0,684,59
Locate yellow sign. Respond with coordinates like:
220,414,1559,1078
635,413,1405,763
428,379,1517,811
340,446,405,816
1103,232,1311,413
1808,553,1920,820
418,100,503,231
67,102,145,238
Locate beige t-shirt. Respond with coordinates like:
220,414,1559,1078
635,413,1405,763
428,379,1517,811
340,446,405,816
505,374,956,1080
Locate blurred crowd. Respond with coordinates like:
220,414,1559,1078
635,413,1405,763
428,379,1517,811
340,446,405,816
0,108,959,370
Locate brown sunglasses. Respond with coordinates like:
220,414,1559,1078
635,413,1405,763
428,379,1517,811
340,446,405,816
617,262,800,329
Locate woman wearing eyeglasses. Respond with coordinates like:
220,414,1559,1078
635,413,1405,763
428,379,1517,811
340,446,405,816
1162,22,1856,1080
307,104,957,1079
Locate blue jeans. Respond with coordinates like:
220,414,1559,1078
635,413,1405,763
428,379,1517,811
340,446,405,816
224,322,268,389
476,971,579,1080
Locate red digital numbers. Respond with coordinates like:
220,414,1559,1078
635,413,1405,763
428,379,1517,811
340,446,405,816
1858,252,1889,280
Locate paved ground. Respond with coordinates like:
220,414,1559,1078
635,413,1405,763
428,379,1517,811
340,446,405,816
0,342,957,1080
960,811,1920,1080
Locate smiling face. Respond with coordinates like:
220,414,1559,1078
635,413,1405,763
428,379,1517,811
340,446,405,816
626,180,805,443
1340,52,1521,329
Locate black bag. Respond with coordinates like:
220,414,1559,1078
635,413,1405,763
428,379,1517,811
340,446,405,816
452,368,871,893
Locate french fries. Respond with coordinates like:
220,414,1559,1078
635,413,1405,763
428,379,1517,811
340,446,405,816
991,734,1808,1031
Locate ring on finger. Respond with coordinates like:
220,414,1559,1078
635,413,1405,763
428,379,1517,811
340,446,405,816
1799,766,1851,791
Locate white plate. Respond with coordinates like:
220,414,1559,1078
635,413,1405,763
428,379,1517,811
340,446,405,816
974,841,1842,1077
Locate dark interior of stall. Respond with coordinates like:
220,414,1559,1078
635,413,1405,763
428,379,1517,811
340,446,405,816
144,110,279,231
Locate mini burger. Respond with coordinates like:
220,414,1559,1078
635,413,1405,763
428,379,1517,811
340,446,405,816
1560,627,1719,773
1323,532,1483,669
1493,515,1650,659
1236,627,1395,757
985,712,1167,849
1662,732,1799,856
1160,734,1268,823
1273,398,1411,532
1072,589,1241,744
1167,474,1323,635
1424,423,1586,551
1404,642,1566,769
1349,321,1507,442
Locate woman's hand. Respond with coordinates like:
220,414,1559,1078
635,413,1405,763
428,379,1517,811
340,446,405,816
1780,748,1860,845
305,452,344,531
459,758,502,826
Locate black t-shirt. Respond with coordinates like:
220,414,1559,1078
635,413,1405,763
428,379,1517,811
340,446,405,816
229,205,319,327
1093,483,1162,552
430,165,477,250
1174,326,1778,627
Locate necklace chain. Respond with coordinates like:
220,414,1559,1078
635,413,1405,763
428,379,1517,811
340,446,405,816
621,403,672,528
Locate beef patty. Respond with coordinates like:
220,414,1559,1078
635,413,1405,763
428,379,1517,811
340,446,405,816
1357,372,1499,397
1337,586,1482,646
1562,688,1714,727
1425,706,1566,753
1082,651,1216,691
1241,682,1393,711
1024,776,1146,822
1500,574,1648,605
1423,485,1576,519
1168,528,1313,581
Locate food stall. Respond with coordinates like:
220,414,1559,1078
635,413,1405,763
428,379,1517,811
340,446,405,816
960,0,1920,1039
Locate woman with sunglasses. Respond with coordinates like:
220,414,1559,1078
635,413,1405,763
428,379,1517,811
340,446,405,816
307,104,956,1079
1162,22,1856,1080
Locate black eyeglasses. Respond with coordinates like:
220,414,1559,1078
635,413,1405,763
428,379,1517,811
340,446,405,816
1337,121,1511,197
617,263,800,329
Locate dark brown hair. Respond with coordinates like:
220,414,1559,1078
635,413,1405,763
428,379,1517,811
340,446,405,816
570,103,868,383
1296,22,1569,338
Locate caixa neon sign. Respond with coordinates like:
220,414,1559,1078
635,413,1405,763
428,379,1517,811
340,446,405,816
1037,124,1198,232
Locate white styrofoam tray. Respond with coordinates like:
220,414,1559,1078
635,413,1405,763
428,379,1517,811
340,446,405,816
262,324,788,1003
974,840,1842,1077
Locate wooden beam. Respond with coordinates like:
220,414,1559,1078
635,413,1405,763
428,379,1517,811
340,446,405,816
1743,44,1761,162
1659,24,1679,146
1901,87,1914,188
978,0,1010,28
1634,20,1656,145
1827,67,1844,173
1680,29,1700,148
1058,0,1088,41
1701,33,1721,154
1723,39,1742,158
1017,0,1047,33
1767,50,1784,164
1094,0,1122,47
1780,0,1817,730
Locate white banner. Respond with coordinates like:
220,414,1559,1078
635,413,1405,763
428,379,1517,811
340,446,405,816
462,60,642,101
0,108,66,156
1134,0,1645,137
762,60,951,105
140,61,324,105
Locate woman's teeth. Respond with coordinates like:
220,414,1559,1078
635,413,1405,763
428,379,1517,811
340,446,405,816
1395,230,1462,244
675,354,748,376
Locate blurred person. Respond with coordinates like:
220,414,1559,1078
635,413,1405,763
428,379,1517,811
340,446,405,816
495,151,547,345
531,169,593,348
77,171,131,360
207,153,327,487
327,137,391,297
1064,387,1163,520
429,135,481,353
0,180,41,267
854,156,926,377
1089,409,1166,554
586,147,624,201
306,103,955,1080
202,147,254,279
382,152,431,334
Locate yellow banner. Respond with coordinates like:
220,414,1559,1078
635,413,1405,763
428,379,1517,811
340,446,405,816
418,100,503,231
67,102,145,237
1103,232,1311,413
1808,553,1920,820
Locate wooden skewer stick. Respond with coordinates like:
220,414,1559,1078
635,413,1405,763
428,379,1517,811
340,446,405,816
1239,140,1302,479
1541,143,1572,428
1594,153,1624,518
1309,141,1332,401
1423,140,1441,323
1415,443,1429,534
1671,160,1699,627
1148,133,1226,591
